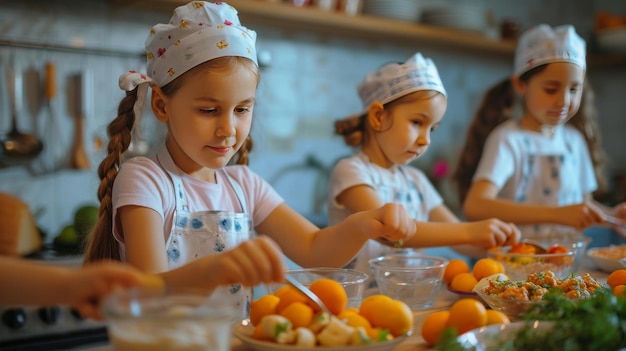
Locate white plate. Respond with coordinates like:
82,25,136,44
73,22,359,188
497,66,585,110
232,320,408,351
587,247,626,272
456,321,554,349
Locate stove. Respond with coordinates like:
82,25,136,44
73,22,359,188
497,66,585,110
0,250,109,351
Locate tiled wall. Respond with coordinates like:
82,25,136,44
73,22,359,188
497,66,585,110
0,0,624,252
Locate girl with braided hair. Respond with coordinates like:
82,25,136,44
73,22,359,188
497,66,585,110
82,1,415,317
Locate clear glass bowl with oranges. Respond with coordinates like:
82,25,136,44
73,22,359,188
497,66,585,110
487,243,576,281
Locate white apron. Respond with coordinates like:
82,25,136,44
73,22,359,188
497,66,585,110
157,147,253,318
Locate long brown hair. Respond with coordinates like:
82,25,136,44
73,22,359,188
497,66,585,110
453,66,608,205
83,57,259,264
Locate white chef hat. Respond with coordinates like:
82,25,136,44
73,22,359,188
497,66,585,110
118,1,257,128
513,24,586,77
355,53,446,116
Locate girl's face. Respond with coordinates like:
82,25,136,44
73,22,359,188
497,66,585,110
155,62,257,177
369,92,447,168
517,62,585,128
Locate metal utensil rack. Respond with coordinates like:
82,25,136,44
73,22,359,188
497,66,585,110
0,37,144,58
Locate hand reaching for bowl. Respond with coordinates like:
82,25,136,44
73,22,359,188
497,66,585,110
466,218,520,248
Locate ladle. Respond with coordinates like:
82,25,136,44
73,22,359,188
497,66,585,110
1,57,43,163
519,239,547,254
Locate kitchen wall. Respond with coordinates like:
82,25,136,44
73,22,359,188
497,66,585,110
0,0,624,257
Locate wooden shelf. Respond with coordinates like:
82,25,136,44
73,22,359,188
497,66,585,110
116,0,516,56
114,0,626,66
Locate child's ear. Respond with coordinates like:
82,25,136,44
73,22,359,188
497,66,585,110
151,86,169,122
366,102,385,131
511,75,526,95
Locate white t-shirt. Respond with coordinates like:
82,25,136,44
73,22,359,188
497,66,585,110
473,119,597,237
112,155,284,253
327,151,443,284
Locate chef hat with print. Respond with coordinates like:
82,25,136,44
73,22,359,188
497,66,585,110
513,24,586,77
145,1,257,88
355,52,447,116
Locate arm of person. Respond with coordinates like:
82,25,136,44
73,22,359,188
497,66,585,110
0,257,147,315
256,200,414,268
331,185,517,250
464,180,605,229
118,205,170,273
428,205,491,258
158,235,286,290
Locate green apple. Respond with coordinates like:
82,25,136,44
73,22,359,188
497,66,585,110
54,225,79,247
74,205,99,239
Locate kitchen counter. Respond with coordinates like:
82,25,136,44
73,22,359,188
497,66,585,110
84,259,610,351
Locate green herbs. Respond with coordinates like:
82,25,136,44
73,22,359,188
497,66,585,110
436,288,626,351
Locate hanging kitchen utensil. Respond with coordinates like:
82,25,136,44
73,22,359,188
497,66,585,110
34,61,66,173
0,54,44,164
69,72,90,170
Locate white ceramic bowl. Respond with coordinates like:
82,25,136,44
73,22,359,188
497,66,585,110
456,320,555,349
587,245,626,272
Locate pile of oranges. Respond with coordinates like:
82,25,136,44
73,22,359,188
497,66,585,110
249,278,413,346
444,258,506,293
421,297,510,346
607,269,626,297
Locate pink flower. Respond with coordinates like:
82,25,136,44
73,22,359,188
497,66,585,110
432,160,449,180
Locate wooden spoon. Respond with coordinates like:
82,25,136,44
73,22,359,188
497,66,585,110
70,72,90,170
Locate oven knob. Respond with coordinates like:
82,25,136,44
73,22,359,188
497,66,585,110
2,308,27,330
70,308,84,320
38,306,61,325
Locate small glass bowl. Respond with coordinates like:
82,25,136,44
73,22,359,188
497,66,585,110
270,268,369,309
474,285,541,321
102,287,236,351
487,246,576,281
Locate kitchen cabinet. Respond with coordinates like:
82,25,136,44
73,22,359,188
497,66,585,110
114,0,626,66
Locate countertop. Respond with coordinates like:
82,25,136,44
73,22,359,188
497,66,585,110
85,259,611,351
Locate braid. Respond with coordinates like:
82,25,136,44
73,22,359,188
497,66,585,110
230,136,254,165
83,89,137,264
567,80,608,196
453,78,516,205
335,115,365,147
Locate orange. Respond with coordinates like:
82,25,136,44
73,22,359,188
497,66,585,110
472,258,504,281
309,278,348,315
359,295,393,327
252,323,266,340
365,327,393,342
450,272,479,293
421,310,450,346
279,301,314,329
485,309,511,325
366,299,413,337
443,259,470,285
273,285,291,299
340,311,372,329
275,285,309,313
249,294,280,326
509,243,537,255
613,284,626,297
607,269,626,289
446,298,487,334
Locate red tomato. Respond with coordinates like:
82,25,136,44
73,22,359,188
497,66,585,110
547,245,570,254
509,243,536,255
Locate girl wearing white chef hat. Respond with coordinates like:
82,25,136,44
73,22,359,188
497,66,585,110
453,24,626,241
329,53,521,282
83,1,416,317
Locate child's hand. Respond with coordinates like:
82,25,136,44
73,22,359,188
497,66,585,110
211,235,286,288
355,203,416,244
467,219,520,248
609,202,626,238
553,203,605,229
69,262,156,320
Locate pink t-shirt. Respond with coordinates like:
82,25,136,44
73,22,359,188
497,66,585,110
111,155,284,246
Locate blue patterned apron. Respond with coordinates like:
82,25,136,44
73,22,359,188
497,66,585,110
156,146,252,318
